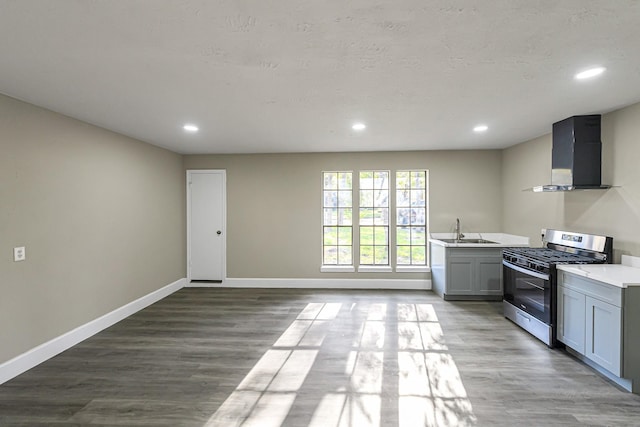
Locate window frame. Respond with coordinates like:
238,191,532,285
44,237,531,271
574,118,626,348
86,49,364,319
320,171,355,273
395,170,429,271
320,169,430,273
357,170,392,272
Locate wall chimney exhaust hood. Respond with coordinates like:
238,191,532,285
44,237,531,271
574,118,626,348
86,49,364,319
531,114,611,192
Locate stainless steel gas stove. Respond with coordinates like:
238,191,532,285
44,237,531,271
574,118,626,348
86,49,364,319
503,229,613,346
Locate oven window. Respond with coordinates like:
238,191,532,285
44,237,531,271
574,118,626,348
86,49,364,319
503,264,550,324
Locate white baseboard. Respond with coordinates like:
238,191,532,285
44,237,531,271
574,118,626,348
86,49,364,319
188,278,431,290
0,278,186,385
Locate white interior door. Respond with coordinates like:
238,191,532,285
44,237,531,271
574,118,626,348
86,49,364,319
188,170,226,281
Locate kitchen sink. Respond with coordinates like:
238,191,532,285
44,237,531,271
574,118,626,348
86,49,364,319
438,238,499,244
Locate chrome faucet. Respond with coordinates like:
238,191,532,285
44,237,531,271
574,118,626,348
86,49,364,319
455,218,465,241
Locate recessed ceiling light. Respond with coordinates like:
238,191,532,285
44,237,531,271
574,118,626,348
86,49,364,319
473,125,488,132
575,67,606,80
183,124,199,133
352,122,366,131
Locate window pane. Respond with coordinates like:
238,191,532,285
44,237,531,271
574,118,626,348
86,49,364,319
411,171,426,188
324,208,337,225
324,172,337,190
374,190,389,207
338,246,352,265
411,189,426,207
360,190,374,207
397,190,410,207
360,226,374,245
324,227,337,245
373,208,388,225
397,246,411,265
374,227,388,245
397,208,411,225
397,227,410,245
411,208,425,225
338,190,352,207
375,246,389,264
412,227,426,245
338,227,352,245
374,171,388,189
338,208,352,226
360,246,374,264
360,171,374,187
360,208,374,225
324,246,337,264
411,246,426,264
324,191,337,207
397,171,410,190
338,172,352,189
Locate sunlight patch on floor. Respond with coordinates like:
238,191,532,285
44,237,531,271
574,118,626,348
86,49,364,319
205,303,340,426
309,393,381,427
397,304,476,427
206,302,476,427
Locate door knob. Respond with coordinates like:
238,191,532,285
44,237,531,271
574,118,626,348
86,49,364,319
217,230,222,235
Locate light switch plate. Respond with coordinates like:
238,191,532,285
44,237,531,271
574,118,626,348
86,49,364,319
14,246,26,262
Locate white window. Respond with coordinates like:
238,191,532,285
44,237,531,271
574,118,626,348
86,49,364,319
359,171,390,266
321,169,429,272
322,172,353,266
396,170,428,266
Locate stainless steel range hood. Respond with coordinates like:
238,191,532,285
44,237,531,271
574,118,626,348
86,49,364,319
531,115,611,192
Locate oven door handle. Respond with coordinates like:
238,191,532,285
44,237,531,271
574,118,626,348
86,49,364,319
502,260,550,281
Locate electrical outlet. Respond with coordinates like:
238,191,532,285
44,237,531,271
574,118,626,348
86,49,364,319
14,246,26,262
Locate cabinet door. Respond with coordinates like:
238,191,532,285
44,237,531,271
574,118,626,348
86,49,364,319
476,256,502,295
585,296,622,376
447,258,474,295
557,285,586,354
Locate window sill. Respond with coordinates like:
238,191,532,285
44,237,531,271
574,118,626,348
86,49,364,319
396,265,430,273
321,265,356,273
357,265,393,273
321,265,430,273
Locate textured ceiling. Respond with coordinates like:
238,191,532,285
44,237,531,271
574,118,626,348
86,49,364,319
1,1,640,154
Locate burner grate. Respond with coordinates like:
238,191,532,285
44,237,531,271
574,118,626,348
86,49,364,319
503,247,601,267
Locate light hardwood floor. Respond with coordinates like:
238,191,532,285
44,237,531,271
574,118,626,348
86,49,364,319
1,288,639,426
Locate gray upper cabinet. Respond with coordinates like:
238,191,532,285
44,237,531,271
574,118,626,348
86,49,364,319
430,245,503,300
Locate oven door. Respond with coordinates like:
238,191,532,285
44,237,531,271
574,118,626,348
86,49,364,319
503,260,551,324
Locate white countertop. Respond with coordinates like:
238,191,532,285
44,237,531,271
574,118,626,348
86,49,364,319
557,264,640,288
429,233,530,248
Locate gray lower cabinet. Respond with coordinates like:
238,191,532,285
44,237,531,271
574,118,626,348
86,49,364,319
585,295,622,375
557,271,640,393
557,285,586,354
430,244,502,300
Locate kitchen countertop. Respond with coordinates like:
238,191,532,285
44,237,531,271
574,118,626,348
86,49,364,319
429,233,530,248
557,263,640,288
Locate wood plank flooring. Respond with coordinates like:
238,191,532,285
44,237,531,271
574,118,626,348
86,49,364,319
1,288,639,426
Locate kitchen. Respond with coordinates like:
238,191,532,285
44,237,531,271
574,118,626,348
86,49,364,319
2,1,640,426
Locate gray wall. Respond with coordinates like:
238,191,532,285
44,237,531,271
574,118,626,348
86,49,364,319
184,150,503,279
0,94,185,364
502,101,640,259
11,90,640,368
